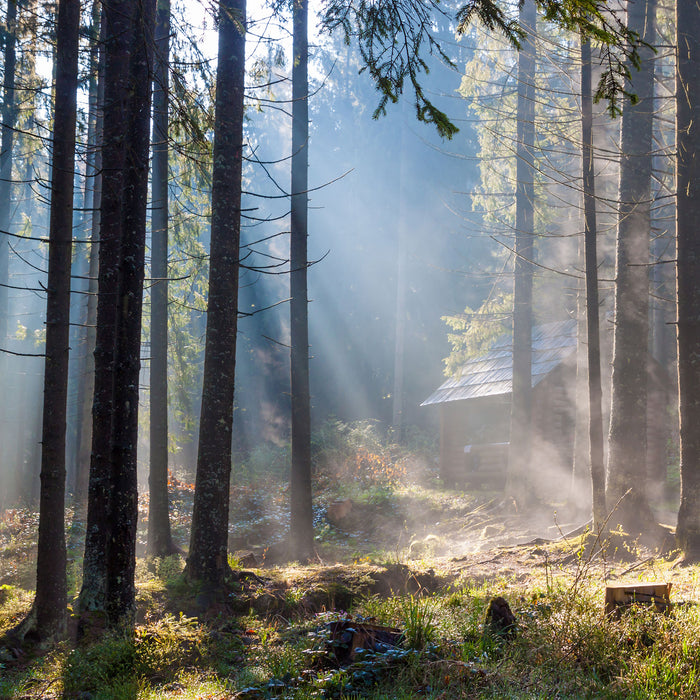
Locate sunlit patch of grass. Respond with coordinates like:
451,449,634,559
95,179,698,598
1,558,700,699
0,641,68,699
0,584,33,635
62,613,241,698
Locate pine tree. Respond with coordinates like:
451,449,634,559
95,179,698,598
148,0,177,558
186,0,247,585
8,0,80,643
605,0,659,535
289,0,314,563
675,0,700,560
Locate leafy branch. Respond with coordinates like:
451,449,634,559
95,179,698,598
320,0,649,138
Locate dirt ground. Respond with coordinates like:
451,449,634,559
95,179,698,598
221,494,687,618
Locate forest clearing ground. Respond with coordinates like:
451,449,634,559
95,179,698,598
0,433,690,699
2,485,698,699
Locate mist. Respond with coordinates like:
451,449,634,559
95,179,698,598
0,1,679,562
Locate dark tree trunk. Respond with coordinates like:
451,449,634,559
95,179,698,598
79,0,133,615
605,0,657,534
79,0,156,627
581,38,606,534
506,0,535,505
72,0,103,511
289,0,313,563
186,0,246,584
10,0,80,645
148,0,176,558
0,0,17,463
34,0,80,637
0,0,17,348
104,0,156,627
675,0,700,559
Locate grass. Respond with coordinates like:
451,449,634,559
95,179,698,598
2,543,700,698
1,423,697,698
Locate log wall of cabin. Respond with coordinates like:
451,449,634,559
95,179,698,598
436,358,672,499
439,396,510,485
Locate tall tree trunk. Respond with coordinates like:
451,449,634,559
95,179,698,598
186,0,246,584
0,0,17,348
605,0,657,534
581,37,606,534
79,0,156,627
10,0,80,644
506,0,535,505
33,0,80,638
392,104,408,439
148,0,176,558
571,246,590,511
675,0,700,560
0,0,18,470
79,0,134,616
289,0,313,562
72,0,103,511
106,0,155,626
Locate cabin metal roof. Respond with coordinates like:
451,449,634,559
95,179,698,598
421,319,577,406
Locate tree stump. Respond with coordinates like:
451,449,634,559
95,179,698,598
604,583,671,617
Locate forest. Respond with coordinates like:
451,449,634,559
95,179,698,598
0,0,699,695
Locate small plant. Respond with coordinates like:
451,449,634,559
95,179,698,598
402,594,437,650
0,584,14,605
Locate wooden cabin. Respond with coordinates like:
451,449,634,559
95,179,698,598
422,319,671,495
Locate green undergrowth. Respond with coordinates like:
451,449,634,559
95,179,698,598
2,553,700,699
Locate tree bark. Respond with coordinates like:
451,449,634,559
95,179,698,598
506,0,536,505
148,0,176,558
72,0,103,511
391,102,409,439
581,37,606,534
675,0,700,559
0,0,17,348
605,0,657,534
0,0,18,463
79,0,156,627
289,0,314,562
104,0,156,627
79,0,133,615
11,0,80,644
186,0,246,584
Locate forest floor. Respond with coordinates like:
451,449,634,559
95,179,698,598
0,425,693,698
1,468,697,699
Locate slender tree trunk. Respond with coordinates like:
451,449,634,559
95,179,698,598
289,0,313,562
605,0,657,534
186,0,246,584
571,244,590,510
148,0,176,558
72,0,103,511
34,0,80,637
0,0,18,464
392,103,408,439
506,0,535,504
581,37,606,534
10,0,80,645
675,0,700,560
0,0,17,348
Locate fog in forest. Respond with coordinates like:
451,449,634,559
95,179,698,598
0,1,678,559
